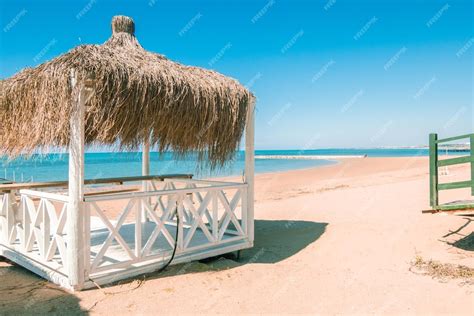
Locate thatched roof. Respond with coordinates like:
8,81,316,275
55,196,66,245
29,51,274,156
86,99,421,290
0,16,254,166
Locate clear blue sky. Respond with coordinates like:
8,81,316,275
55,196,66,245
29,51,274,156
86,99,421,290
1,0,472,149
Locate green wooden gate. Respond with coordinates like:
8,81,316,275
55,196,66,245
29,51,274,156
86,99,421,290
429,133,474,211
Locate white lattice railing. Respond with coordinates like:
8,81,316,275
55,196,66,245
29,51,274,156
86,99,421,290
0,189,69,272
0,177,250,281
85,178,248,275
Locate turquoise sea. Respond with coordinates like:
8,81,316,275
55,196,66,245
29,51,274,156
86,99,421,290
0,148,460,183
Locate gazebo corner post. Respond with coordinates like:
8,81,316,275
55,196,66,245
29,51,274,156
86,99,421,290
141,137,150,223
67,69,88,290
245,100,255,246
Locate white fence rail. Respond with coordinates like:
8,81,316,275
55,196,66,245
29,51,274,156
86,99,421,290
0,190,69,272
1,178,250,282
85,179,248,275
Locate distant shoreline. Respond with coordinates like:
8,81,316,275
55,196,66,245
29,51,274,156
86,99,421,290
256,155,366,160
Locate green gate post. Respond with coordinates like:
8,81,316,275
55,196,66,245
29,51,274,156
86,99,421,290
429,133,439,208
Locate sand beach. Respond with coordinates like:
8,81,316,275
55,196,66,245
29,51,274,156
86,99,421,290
1,157,472,314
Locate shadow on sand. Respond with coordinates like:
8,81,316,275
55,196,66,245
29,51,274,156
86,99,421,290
0,258,86,315
443,216,474,252
239,219,328,264
152,219,328,279
451,232,474,252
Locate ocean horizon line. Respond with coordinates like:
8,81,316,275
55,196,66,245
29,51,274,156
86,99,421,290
9,146,433,155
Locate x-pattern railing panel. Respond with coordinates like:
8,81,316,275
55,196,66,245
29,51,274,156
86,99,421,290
0,192,69,269
217,189,244,241
25,195,68,266
85,180,248,275
183,191,214,248
90,199,137,271
141,195,178,256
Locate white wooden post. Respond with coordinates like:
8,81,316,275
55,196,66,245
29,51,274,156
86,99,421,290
67,69,87,290
142,138,150,185
244,100,255,245
141,138,150,222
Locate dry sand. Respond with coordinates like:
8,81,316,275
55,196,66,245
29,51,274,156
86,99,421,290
1,157,473,315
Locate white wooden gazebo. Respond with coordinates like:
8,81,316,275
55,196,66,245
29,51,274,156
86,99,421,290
0,16,255,291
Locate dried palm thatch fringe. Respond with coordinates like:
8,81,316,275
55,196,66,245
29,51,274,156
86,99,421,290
0,16,255,168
